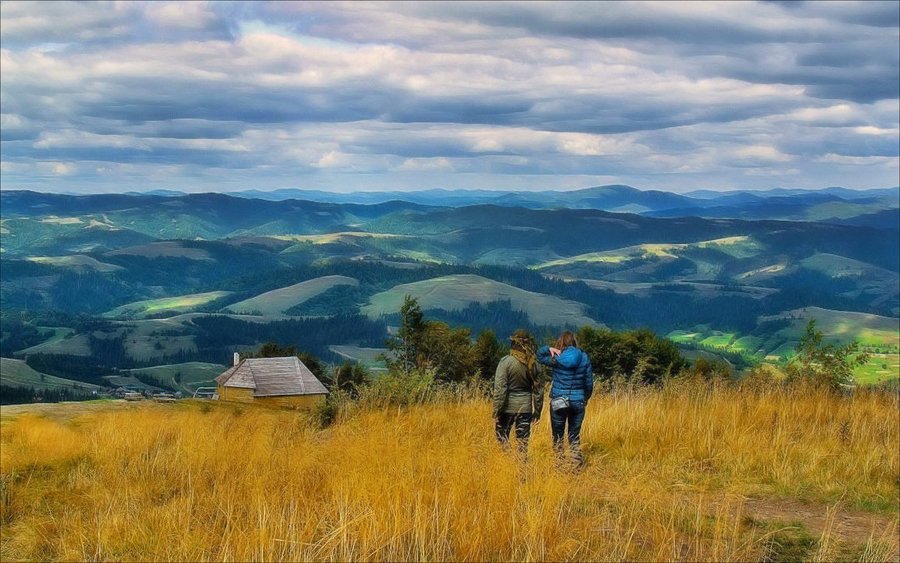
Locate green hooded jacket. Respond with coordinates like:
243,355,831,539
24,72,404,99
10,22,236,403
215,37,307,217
492,355,544,417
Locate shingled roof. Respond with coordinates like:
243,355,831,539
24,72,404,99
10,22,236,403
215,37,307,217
215,356,329,397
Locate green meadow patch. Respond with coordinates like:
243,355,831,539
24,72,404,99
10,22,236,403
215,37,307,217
699,332,736,349
853,354,900,385
104,291,232,319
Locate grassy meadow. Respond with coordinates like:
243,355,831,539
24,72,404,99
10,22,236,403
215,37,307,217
1,382,897,562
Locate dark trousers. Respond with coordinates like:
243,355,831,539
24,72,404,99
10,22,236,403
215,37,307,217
550,402,585,467
495,412,532,457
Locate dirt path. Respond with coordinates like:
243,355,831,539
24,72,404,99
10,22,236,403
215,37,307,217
740,496,897,545
696,492,899,557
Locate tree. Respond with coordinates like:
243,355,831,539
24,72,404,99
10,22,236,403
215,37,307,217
688,356,733,381
252,342,298,357
385,295,426,376
418,321,477,382
328,361,370,398
577,326,686,384
298,352,324,380
473,329,505,380
787,320,868,388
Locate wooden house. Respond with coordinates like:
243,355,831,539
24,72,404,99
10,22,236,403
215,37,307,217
215,354,328,408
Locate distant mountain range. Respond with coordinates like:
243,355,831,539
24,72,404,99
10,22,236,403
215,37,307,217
110,185,900,227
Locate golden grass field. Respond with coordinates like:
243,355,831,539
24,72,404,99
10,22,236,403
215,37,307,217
1,383,898,562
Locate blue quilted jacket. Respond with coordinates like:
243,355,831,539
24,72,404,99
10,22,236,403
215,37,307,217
537,345,593,403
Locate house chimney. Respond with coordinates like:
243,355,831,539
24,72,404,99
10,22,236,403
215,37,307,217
233,352,240,366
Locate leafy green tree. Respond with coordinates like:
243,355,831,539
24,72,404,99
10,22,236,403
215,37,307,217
419,321,477,382
787,320,868,388
385,295,426,376
578,326,686,384
473,329,505,380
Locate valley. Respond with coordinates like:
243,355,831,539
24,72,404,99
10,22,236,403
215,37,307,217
1,186,898,400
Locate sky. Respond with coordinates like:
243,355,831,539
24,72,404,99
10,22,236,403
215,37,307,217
1,1,898,194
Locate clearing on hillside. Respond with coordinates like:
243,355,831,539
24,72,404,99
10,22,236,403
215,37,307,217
103,291,232,319
26,255,124,272
535,236,763,270
16,328,92,357
361,274,599,328
0,358,104,393
225,275,359,316
105,241,213,261
762,307,899,347
853,354,900,385
126,362,228,392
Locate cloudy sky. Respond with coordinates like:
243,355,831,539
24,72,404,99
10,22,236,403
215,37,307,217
1,1,898,194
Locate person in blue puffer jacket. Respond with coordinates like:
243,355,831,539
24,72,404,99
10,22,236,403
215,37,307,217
537,330,593,468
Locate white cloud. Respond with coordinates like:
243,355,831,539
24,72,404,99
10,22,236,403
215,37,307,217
734,145,793,163
0,1,897,192
144,2,222,30
314,151,351,169
396,157,454,172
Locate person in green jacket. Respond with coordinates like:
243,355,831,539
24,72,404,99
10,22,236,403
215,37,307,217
493,329,544,458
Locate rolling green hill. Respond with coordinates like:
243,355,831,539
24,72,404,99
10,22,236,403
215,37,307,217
0,357,105,392
17,329,92,357
225,276,360,316
536,236,763,270
26,254,124,272
104,291,232,319
2,190,897,394
669,306,899,361
126,362,227,392
761,307,899,348
105,241,215,261
362,274,599,328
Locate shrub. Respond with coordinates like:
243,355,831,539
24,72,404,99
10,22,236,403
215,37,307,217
786,320,869,389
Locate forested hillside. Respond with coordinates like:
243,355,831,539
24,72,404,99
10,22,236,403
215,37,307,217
2,188,898,401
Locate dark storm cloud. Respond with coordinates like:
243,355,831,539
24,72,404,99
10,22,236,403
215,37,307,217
0,1,897,193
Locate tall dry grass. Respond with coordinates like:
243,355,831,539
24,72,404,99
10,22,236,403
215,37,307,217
1,382,897,561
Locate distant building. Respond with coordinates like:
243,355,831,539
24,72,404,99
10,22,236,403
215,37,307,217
214,354,328,408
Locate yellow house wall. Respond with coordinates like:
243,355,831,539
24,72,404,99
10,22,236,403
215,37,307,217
217,386,254,402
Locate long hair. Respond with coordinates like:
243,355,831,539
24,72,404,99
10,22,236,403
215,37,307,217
509,329,534,353
556,330,578,350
